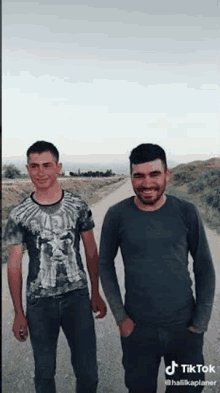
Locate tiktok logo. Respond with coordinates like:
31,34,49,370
165,361,216,375
165,361,179,376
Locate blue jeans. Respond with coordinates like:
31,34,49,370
27,288,98,393
121,323,204,393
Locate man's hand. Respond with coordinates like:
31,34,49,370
117,317,135,337
188,325,202,334
13,313,28,342
91,293,107,319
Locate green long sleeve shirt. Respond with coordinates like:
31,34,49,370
99,195,215,332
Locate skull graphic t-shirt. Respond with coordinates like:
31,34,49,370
4,190,94,299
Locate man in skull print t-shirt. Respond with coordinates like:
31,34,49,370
4,141,107,393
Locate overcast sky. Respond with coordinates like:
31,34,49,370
3,0,220,164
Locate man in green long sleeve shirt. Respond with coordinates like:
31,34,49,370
99,143,215,393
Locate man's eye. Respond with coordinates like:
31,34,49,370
134,174,143,178
151,173,160,177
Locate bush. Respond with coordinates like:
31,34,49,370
188,168,220,194
203,187,220,212
188,183,205,194
70,169,116,177
4,164,22,179
172,171,194,185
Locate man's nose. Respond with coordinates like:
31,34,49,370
142,176,153,188
37,166,45,176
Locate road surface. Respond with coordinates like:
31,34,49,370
2,180,220,392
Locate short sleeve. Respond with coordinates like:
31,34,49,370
78,200,95,232
3,216,25,246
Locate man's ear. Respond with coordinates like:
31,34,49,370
57,163,62,173
165,169,171,183
26,164,30,174
130,164,135,178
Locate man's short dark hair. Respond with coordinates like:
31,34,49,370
27,141,59,162
129,143,167,172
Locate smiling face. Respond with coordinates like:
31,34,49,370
27,151,62,191
131,159,170,210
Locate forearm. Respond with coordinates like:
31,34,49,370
8,264,25,316
192,261,215,331
100,262,128,323
99,208,126,322
86,249,100,295
8,259,29,342
188,206,216,331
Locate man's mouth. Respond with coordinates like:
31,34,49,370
138,189,161,200
36,179,49,184
140,188,157,195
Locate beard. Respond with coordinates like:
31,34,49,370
134,183,166,206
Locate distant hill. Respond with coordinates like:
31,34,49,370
170,157,220,184
172,157,220,171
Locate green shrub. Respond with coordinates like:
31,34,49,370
203,187,220,212
188,168,220,194
188,183,204,194
3,164,22,179
172,171,194,185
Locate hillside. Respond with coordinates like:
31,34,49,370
167,157,220,234
170,157,220,185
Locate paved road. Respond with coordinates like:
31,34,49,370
2,180,220,392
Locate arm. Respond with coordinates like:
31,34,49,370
187,206,215,332
99,208,134,336
81,229,107,318
7,244,28,342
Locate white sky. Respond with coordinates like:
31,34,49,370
2,0,220,163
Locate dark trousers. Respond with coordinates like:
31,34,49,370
27,288,98,393
121,323,204,393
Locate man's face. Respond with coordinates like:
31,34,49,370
27,151,62,191
131,159,169,207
